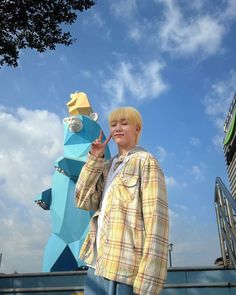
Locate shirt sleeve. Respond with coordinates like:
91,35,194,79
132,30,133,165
133,155,169,295
75,152,105,211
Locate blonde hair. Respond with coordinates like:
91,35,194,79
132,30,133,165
108,106,142,143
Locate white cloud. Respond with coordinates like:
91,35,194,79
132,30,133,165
48,82,60,101
101,60,167,112
0,202,51,273
169,208,179,221
110,0,137,20
91,12,105,27
0,107,63,204
36,53,46,67
221,0,236,21
166,176,178,188
80,70,92,79
165,176,187,190
204,71,236,117
169,208,221,266
109,1,153,44
110,0,236,58
188,0,205,11
83,11,105,27
190,137,200,147
82,11,109,37
191,164,205,182
127,18,153,42
203,70,236,147
157,0,225,57
59,54,69,65
0,106,63,273
156,145,167,162
128,22,142,42
174,203,188,211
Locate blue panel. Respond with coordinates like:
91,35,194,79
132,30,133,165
54,157,85,179
63,115,110,160
187,287,232,295
68,240,81,257
187,269,236,283
0,277,12,288
35,188,52,210
64,144,90,162
35,112,111,272
166,271,187,284
161,288,235,295
64,132,90,147
51,245,78,271
2,269,236,294
161,288,187,295
50,171,70,233
43,234,66,272
1,272,86,289
81,115,101,139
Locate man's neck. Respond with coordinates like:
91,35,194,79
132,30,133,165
118,144,137,156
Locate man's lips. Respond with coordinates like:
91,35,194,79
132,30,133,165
114,133,124,137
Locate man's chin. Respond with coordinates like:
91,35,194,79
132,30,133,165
114,138,125,145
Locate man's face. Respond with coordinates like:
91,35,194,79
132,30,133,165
110,118,139,149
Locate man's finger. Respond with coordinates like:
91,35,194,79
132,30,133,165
98,130,103,142
104,134,112,145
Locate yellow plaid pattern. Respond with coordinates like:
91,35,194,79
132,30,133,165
75,149,169,295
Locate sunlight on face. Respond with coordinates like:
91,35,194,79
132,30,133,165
110,118,140,148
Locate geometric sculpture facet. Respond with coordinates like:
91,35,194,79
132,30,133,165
67,91,93,116
35,92,110,271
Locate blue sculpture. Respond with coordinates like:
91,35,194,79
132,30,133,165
35,92,110,272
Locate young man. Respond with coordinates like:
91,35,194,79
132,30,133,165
75,107,169,295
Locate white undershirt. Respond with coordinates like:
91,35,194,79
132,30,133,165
97,154,131,252
97,156,118,252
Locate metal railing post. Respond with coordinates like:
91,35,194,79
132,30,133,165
215,177,236,269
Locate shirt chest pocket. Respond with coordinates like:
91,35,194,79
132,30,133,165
114,175,139,203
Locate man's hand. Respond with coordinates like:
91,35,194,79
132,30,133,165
90,130,112,158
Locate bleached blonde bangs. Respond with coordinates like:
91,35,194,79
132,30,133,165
108,107,142,143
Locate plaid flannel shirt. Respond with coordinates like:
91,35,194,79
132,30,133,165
75,147,169,295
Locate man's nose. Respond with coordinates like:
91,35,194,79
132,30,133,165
115,123,122,131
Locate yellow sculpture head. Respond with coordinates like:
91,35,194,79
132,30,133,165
67,91,93,116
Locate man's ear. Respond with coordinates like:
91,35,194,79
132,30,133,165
136,126,140,133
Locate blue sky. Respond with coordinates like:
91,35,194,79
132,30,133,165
0,0,236,273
